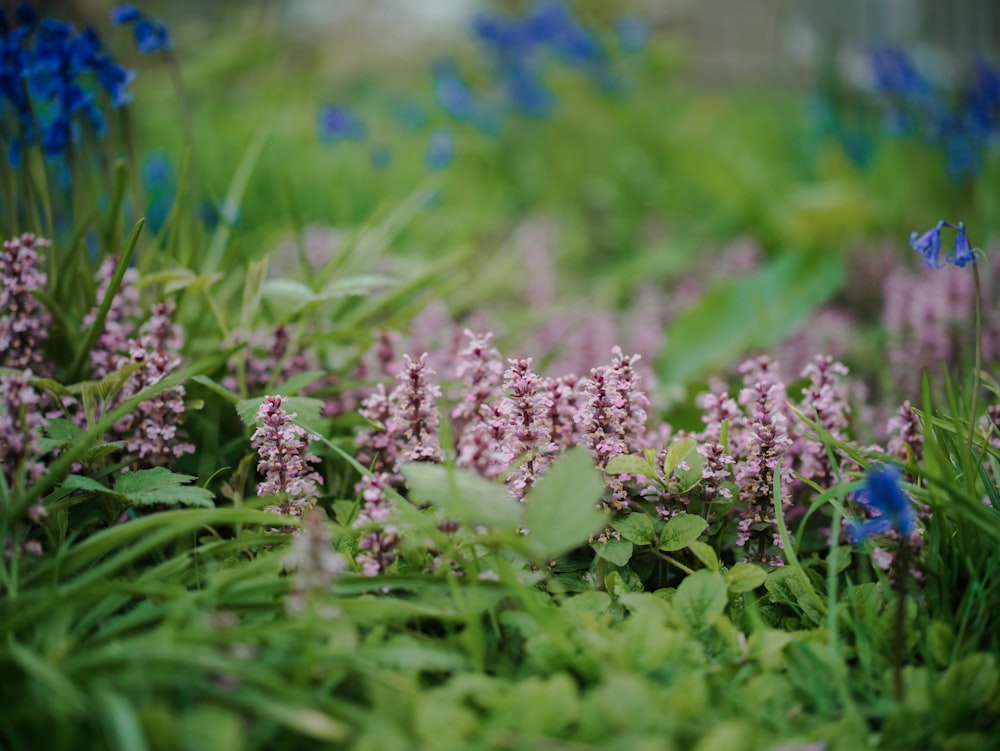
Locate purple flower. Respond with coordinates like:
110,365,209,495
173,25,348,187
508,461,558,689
0,233,51,371
282,508,345,616
946,222,978,267
388,353,443,464
500,357,556,499
850,464,918,543
0,369,46,487
909,222,944,268
251,395,324,518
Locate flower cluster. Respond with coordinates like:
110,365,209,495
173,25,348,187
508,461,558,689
251,395,323,519
113,302,194,466
0,6,134,165
0,232,50,371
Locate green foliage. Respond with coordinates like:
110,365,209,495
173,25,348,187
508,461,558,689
62,467,215,508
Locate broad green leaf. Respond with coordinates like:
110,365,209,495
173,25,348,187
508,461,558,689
318,273,395,299
604,454,657,477
725,562,767,592
523,447,605,560
261,278,316,315
611,513,655,545
401,462,522,530
658,513,708,551
674,569,728,634
657,252,843,386
591,536,633,567
687,540,720,571
663,437,698,476
126,485,215,508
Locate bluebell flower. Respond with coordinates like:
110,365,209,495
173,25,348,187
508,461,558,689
111,4,172,54
947,222,979,267
424,130,454,171
909,221,944,268
849,464,918,543
500,61,554,117
317,103,366,143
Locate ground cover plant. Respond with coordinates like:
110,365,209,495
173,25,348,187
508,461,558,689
2,2,1000,749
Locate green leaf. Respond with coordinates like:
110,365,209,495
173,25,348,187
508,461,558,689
658,513,708,551
126,485,215,508
687,540,720,571
657,252,843,386
591,536,633,567
673,569,729,634
663,437,698,476
725,562,767,592
39,418,87,451
62,474,118,496
604,454,657,477
401,462,522,530
261,278,316,315
276,370,327,396
610,513,655,545
523,447,606,560
114,467,192,494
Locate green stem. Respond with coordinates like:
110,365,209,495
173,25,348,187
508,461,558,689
653,550,696,576
967,262,983,454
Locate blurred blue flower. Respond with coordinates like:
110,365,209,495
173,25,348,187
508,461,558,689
501,61,555,117
615,16,650,53
424,130,454,170
1,9,135,165
431,59,481,124
317,103,366,143
850,464,917,543
946,222,979,267
111,5,172,54
142,150,173,191
909,221,944,268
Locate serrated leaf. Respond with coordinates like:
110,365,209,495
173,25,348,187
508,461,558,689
611,513,655,545
604,454,656,477
401,462,522,530
114,467,193,494
658,513,708,551
62,474,117,495
687,540,720,571
591,536,633,566
39,418,87,451
127,486,215,508
523,448,606,560
674,569,728,634
725,562,767,592
236,396,325,434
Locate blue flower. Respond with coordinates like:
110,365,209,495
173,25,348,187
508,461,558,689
947,222,979,267
850,464,918,543
111,5,172,54
909,221,944,268
431,59,481,124
317,103,366,143
424,130,454,171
